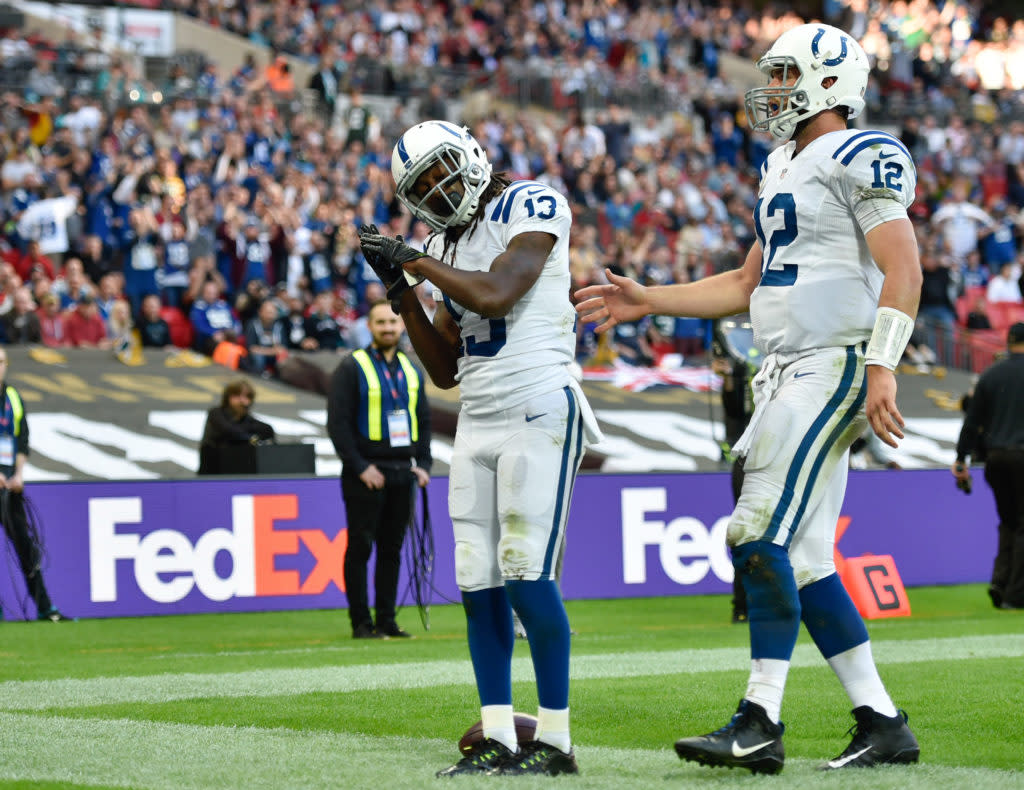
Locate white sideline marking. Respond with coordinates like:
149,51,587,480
1,712,1021,790
0,634,1021,712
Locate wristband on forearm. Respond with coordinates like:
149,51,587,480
865,306,915,370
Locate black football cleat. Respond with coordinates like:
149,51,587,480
821,706,919,769
488,740,579,775
674,699,784,775
436,738,515,777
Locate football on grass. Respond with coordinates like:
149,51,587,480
459,712,539,754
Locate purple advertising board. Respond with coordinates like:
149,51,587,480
0,470,997,620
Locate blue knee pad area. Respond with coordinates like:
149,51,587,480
732,541,801,661
463,587,515,706
506,579,571,710
799,573,869,659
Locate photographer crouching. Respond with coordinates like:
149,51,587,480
952,322,1024,610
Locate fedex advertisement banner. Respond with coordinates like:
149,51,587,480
0,471,996,619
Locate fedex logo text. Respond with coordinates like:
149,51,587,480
88,495,347,604
621,488,733,585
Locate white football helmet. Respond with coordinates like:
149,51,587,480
744,24,869,141
391,121,493,231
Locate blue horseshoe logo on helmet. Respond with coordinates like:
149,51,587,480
811,27,848,66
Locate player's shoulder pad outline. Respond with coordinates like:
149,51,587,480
488,180,563,224
830,129,913,168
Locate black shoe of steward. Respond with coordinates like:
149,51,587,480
988,586,1003,608
376,621,412,638
821,706,920,769
352,623,382,639
488,740,579,775
38,608,74,622
674,699,784,775
436,737,515,777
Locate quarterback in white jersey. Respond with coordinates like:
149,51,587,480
577,24,921,776
359,121,599,778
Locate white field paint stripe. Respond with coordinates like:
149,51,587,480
1,712,1022,790
0,634,1021,713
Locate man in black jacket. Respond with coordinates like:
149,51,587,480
953,321,1024,610
327,300,431,639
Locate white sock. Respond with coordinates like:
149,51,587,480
481,704,518,752
534,706,571,753
827,642,898,717
744,658,790,723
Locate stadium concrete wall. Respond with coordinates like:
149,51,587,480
0,469,995,620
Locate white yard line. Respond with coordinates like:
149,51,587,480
0,712,1021,790
0,634,1021,712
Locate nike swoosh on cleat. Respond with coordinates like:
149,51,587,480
525,413,547,422
732,740,775,758
828,746,872,768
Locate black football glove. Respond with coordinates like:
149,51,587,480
358,226,427,309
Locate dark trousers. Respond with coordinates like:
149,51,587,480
341,469,414,629
1,490,53,617
984,449,1024,607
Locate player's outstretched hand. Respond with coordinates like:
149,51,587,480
865,365,905,448
574,268,651,333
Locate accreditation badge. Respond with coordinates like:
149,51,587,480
387,410,411,447
0,435,13,467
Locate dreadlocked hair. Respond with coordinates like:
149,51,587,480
433,172,512,264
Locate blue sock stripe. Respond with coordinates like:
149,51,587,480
463,587,514,706
766,346,858,543
542,386,579,576
783,358,867,550
799,573,869,658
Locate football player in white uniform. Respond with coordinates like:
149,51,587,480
359,120,601,777
576,24,921,774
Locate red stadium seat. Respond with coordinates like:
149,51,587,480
985,301,1024,332
160,306,194,349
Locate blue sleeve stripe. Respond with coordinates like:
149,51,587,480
837,137,913,166
832,131,912,165
499,182,534,224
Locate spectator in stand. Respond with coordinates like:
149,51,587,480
77,234,112,285
137,293,172,348
120,206,161,317
52,257,93,309
65,294,111,348
161,219,192,308
3,286,41,344
14,240,55,284
190,279,241,354
280,295,316,351
918,252,959,363
966,296,994,330
242,297,286,378
106,298,134,350
931,181,998,265
304,289,345,351
36,292,67,347
987,261,1024,304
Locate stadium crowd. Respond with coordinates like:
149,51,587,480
0,0,1022,377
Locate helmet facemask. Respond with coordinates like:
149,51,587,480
744,58,812,141
393,125,492,231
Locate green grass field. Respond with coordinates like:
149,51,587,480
1,585,1022,790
